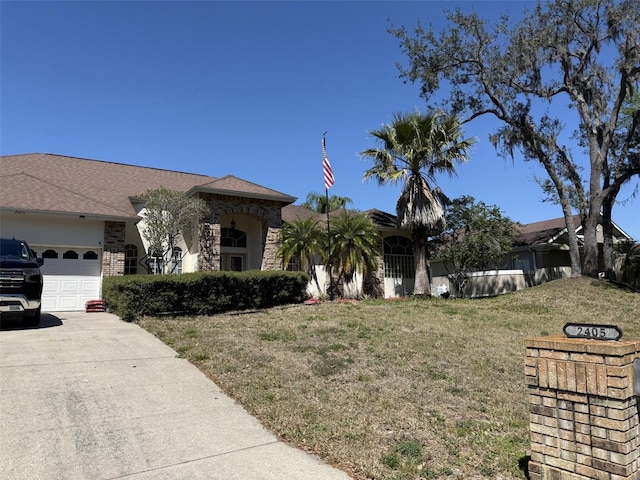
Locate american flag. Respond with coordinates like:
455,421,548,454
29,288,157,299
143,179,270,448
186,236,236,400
322,134,335,190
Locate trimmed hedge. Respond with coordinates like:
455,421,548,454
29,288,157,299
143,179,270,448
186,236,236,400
102,270,310,322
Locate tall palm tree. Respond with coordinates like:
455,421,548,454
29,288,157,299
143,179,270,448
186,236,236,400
329,212,381,295
301,192,353,213
361,111,476,296
277,217,325,294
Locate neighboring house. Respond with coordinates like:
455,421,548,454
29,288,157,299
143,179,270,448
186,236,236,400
1,153,295,311
431,215,635,297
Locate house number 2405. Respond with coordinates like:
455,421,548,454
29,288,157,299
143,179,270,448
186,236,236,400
563,323,622,341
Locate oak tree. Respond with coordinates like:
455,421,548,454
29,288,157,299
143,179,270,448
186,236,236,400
392,0,640,277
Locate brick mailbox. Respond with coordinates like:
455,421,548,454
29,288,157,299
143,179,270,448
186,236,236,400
525,335,640,480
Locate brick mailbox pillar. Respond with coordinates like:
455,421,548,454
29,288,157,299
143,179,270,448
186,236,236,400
525,335,640,480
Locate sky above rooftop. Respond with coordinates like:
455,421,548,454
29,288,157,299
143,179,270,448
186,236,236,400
1,0,638,240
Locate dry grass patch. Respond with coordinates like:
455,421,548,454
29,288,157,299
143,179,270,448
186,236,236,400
139,277,640,480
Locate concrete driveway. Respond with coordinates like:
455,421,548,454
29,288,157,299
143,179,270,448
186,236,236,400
0,312,352,480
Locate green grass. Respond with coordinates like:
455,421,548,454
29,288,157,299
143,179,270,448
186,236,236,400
139,277,640,480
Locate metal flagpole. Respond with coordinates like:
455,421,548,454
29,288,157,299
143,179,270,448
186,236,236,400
325,186,334,300
322,132,335,300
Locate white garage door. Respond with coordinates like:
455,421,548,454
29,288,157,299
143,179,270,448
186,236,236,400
36,247,102,312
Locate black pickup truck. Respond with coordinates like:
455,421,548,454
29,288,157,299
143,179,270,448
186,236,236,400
0,238,44,326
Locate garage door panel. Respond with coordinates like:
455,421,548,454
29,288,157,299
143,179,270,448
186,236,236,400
42,275,102,311
36,247,103,312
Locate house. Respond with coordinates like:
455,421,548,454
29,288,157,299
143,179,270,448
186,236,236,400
1,153,296,311
430,215,635,297
1,153,417,309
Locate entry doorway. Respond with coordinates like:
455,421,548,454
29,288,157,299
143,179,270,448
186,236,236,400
222,254,245,272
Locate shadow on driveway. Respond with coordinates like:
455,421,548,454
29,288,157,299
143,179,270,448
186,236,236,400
0,313,63,331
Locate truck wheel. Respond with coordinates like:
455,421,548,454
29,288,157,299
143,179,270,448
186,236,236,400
24,307,41,327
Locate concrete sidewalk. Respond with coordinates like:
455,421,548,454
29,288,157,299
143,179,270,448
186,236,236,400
0,312,352,480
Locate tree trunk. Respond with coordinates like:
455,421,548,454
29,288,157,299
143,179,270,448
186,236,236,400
556,190,582,278
601,194,617,280
413,234,431,296
582,215,600,277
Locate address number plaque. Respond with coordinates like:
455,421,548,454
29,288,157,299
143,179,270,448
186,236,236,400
563,323,622,341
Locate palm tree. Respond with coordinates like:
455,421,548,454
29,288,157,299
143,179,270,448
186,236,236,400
329,211,381,296
301,192,353,213
277,217,325,294
361,111,476,296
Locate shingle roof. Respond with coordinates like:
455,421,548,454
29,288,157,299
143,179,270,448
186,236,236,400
513,215,582,247
363,209,400,230
280,206,405,232
1,153,294,219
281,204,322,223
192,175,295,203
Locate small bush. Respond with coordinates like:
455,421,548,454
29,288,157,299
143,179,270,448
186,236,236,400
102,270,309,321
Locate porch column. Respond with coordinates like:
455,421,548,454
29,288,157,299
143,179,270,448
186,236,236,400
261,225,282,271
103,221,126,276
198,222,221,271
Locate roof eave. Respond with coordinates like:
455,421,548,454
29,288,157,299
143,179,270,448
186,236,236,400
188,186,296,204
0,206,139,222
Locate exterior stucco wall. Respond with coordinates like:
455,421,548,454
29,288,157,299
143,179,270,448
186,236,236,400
1,211,104,248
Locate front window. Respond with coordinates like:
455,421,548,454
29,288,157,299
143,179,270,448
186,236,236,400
512,256,531,272
148,250,164,275
124,244,138,275
171,247,183,274
221,228,247,248
286,255,301,272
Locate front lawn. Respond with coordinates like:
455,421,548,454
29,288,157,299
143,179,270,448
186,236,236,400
139,277,640,480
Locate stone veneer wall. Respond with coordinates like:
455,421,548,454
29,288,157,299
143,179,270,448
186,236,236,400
198,193,285,272
103,221,126,276
525,335,640,480
261,226,281,271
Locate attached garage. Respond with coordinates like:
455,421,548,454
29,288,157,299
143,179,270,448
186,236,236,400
36,246,102,312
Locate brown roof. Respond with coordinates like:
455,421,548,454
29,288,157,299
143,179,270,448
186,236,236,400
363,209,400,230
513,215,582,247
193,175,295,203
0,153,294,219
281,206,406,233
281,204,322,223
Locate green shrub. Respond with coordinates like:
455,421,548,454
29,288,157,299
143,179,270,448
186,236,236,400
102,270,309,321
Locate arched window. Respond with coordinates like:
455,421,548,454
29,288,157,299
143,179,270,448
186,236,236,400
221,228,247,248
63,250,78,259
383,236,413,255
383,236,414,279
83,250,98,260
43,249,58,259
124,244,138,275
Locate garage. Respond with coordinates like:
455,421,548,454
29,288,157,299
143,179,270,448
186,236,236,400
36,246,102,312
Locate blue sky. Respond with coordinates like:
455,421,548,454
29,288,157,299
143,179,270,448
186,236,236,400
1,0,638,240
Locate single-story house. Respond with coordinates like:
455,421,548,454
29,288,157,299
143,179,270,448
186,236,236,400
1,153,298,311
430,215,634,297
1,153,419,309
